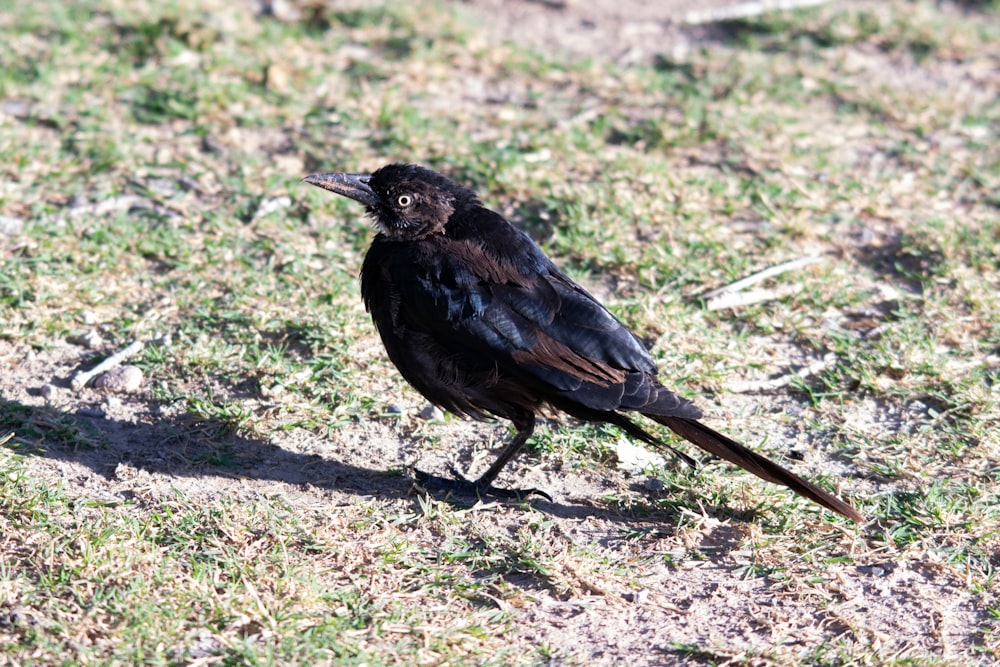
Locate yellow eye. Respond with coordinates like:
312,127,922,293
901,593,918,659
397,194,412,207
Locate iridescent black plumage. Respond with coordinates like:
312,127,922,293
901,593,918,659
304,164,862,522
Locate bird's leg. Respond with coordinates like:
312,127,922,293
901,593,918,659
414,413,552,501
473,412,535,489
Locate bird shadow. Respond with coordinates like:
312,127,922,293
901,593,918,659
0,394,409,496
0,391,700,533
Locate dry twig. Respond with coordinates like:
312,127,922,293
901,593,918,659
71,340,146,391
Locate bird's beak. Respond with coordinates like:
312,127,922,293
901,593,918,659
302,172,379,208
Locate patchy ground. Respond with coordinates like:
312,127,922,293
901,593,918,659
2,0,998,665
2,337,990,663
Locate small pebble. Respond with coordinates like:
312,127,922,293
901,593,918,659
384,403,406,415
93,365,143,393
104,395,122,410
0,215,24,236
39,384,57,399
70,330,104,349
419,404,444,421
623,589,649,604
78,407,107,419
644,477,665,493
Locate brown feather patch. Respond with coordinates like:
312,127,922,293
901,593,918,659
511,330,626,387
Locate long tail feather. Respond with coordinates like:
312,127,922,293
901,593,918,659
652,416,863,522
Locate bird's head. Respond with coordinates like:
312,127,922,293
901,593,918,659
303,163,479,240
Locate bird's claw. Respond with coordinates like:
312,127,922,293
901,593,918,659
413,468,552,503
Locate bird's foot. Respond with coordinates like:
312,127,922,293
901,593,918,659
413,468,552,502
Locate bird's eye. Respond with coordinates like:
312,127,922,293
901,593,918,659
396,194,412,207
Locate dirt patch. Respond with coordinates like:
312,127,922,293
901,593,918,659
459,0,833,64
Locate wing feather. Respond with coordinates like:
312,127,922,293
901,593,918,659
383,220,696,417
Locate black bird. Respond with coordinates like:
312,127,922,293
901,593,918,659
304,164,862,522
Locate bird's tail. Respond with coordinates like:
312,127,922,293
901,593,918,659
652,415,863,522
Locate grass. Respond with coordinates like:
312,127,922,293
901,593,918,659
0,449,527,665
1,0,998,664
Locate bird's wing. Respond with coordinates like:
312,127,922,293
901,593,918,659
392,217,697,416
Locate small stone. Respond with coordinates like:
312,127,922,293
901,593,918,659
93,365,143,393
644,477,665,493
70,330,104,349
623,589,649,604
39,384,57,399
0,215,24,236
384,403,406,415
104,395,123,410
419,404,444,421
